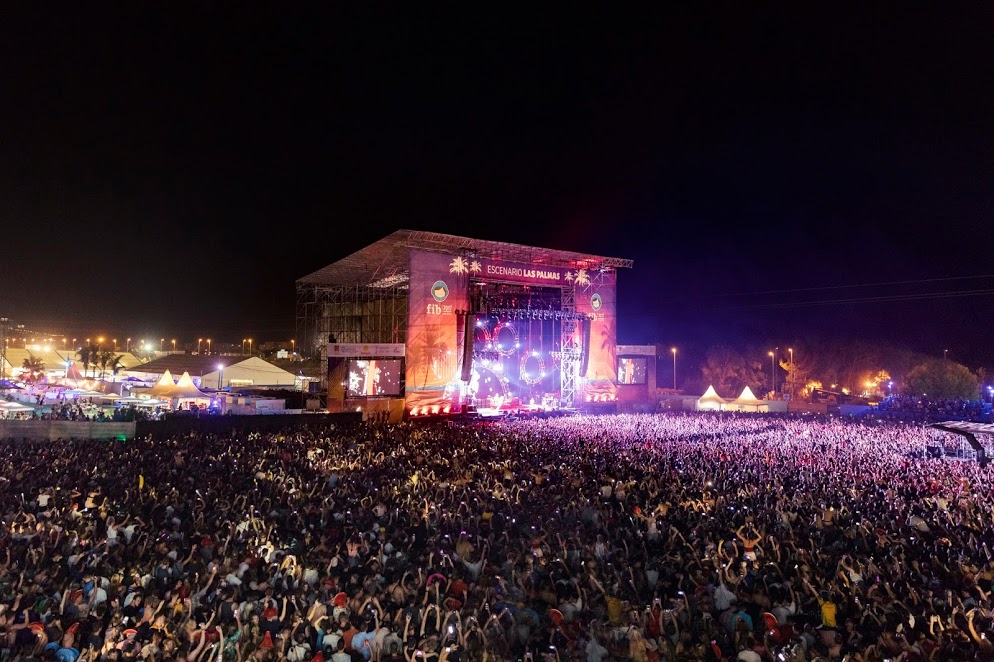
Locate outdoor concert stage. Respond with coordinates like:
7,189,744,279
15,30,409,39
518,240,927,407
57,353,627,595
297,230,633,418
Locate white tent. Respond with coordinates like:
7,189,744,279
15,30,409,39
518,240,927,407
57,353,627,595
171,372,209,401
147,370,176,398
0,401,35,418
727,386,768,412
696,385,726,411
199,356,298,389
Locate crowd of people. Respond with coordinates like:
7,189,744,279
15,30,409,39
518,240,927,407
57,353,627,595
875,395,988,422
1,412,993,662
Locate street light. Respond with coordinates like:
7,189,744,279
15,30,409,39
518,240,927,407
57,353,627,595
217,364,224,390
671,347,677,390
197,338,203,354
788,348,794,399
944,349,948,361
769,351,776,397
113,338,118,351
206,338,212,354
290,339,295,357
160,338,165,351
247,338,253,356
171,339,176,351
126,338,131,353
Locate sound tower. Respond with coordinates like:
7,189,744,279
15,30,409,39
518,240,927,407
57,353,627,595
579,316,591,377
461,313,475,382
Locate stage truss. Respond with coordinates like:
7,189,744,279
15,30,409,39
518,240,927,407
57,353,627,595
295,283,408,388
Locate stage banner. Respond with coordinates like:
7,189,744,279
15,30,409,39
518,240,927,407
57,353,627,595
477,259,566,286
328,343,405,358
575,269,617,399
405,251,469,413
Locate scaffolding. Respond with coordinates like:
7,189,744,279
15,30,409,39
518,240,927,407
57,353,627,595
559,285,581,409
295,283,408,389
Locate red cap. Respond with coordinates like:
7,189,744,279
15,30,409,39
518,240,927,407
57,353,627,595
264,607,278,619
312,652,324,662
333,592,348,608
123,628,138,638
549,609,564,625
261,632,274,649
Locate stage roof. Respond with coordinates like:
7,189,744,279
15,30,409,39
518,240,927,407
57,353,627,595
298,229,634,288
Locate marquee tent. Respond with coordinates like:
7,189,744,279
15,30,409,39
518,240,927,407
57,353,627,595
727,386,768,412
171,372,209,401
696,385,727,411
147,370,177,398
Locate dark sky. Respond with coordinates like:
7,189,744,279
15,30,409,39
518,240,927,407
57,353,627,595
2,6,992,367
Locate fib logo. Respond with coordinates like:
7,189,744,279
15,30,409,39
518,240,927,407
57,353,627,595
431,280,449,302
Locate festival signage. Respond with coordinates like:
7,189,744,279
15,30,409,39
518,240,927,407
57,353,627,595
328,343,405,358
575,270,618,399
405,251,469,412
475,259,566,286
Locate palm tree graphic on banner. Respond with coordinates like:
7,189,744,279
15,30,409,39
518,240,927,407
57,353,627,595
574,269,590,286
449,257,469,274
470,260,482,273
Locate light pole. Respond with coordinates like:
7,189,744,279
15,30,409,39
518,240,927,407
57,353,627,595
160,338,164,351
290,339,295,358
197,338,203,354
944,349,948,361
788,348,794,400
126,338,131,353
217,364,224,390
671,347,677,390
113,339,118,351
72,338,77,350
206,338,212,354
171,339,176,351
242,339,246,355
769,351,776,397
247,338,253,356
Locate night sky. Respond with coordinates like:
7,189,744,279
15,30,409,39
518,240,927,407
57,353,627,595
2,7,992,367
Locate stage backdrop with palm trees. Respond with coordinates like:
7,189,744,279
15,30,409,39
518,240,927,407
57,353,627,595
404,251,468,412
575,268,618,400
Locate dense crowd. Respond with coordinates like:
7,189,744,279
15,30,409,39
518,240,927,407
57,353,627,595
875,395,987,422
1,412,993,662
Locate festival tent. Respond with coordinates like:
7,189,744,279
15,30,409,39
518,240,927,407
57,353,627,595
0,401,35,418
727,386,769,412
172,372,209,400
63,362,86,385
696,385,727,411
146,370,177,398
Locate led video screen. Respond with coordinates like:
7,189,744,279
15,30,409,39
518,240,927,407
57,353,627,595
348,359,402,397
617,357,648,385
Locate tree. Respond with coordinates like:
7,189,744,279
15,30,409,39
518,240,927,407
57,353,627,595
76,345,98,378
21,356,45,383
904,359,979,400
96,349,120,379
108,355,127,382
701,346,763,398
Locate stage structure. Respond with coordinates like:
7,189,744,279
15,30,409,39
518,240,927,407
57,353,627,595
297,230,632,416
928,421,994,466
